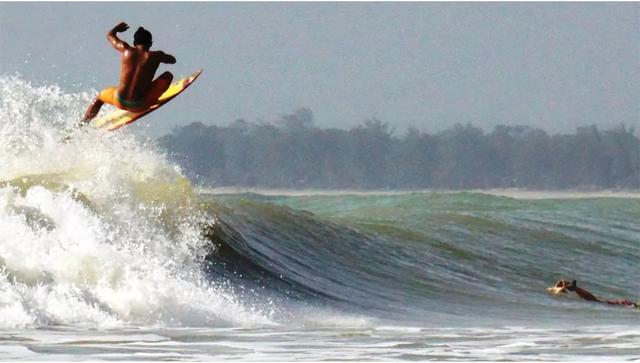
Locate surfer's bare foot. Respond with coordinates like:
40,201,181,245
82,97,104,123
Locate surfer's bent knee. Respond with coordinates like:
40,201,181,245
157,71,173,86
160,71,173,81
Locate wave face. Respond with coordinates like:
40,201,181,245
1,76,638,332
207,192,640,325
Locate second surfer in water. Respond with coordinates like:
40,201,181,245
82,22,176,123
548,279,638,308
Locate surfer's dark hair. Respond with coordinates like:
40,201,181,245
134,27,152,47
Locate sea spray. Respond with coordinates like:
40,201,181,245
0,76,274,329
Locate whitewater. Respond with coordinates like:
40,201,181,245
0,76,638,361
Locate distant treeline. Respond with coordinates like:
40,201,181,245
158,108,640,190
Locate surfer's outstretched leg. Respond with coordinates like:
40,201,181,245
82,96,104,124
82,87,117,123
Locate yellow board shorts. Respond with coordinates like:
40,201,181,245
98,75,171,113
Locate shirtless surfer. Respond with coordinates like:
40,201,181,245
82,22,176,123
548,279,638,308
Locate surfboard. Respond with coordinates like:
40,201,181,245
92,69,203,131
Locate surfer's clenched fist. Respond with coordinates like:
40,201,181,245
114,22,129,33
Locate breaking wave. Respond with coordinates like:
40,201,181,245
1,76,638,331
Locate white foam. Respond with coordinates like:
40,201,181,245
0,76,273,329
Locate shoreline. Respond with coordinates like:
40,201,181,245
200,187,640,199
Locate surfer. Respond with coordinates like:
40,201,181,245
82,22,176,123
548,279,638,308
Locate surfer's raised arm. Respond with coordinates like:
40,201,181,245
107,22,131,52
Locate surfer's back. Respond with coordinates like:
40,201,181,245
117,48,162,101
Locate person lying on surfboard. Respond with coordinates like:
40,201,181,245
548,279,638,309
82,22,176,123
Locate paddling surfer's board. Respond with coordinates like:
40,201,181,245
92,69,203,131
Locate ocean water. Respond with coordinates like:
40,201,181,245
0,76,639,361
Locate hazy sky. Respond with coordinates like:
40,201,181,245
1,2,638,136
